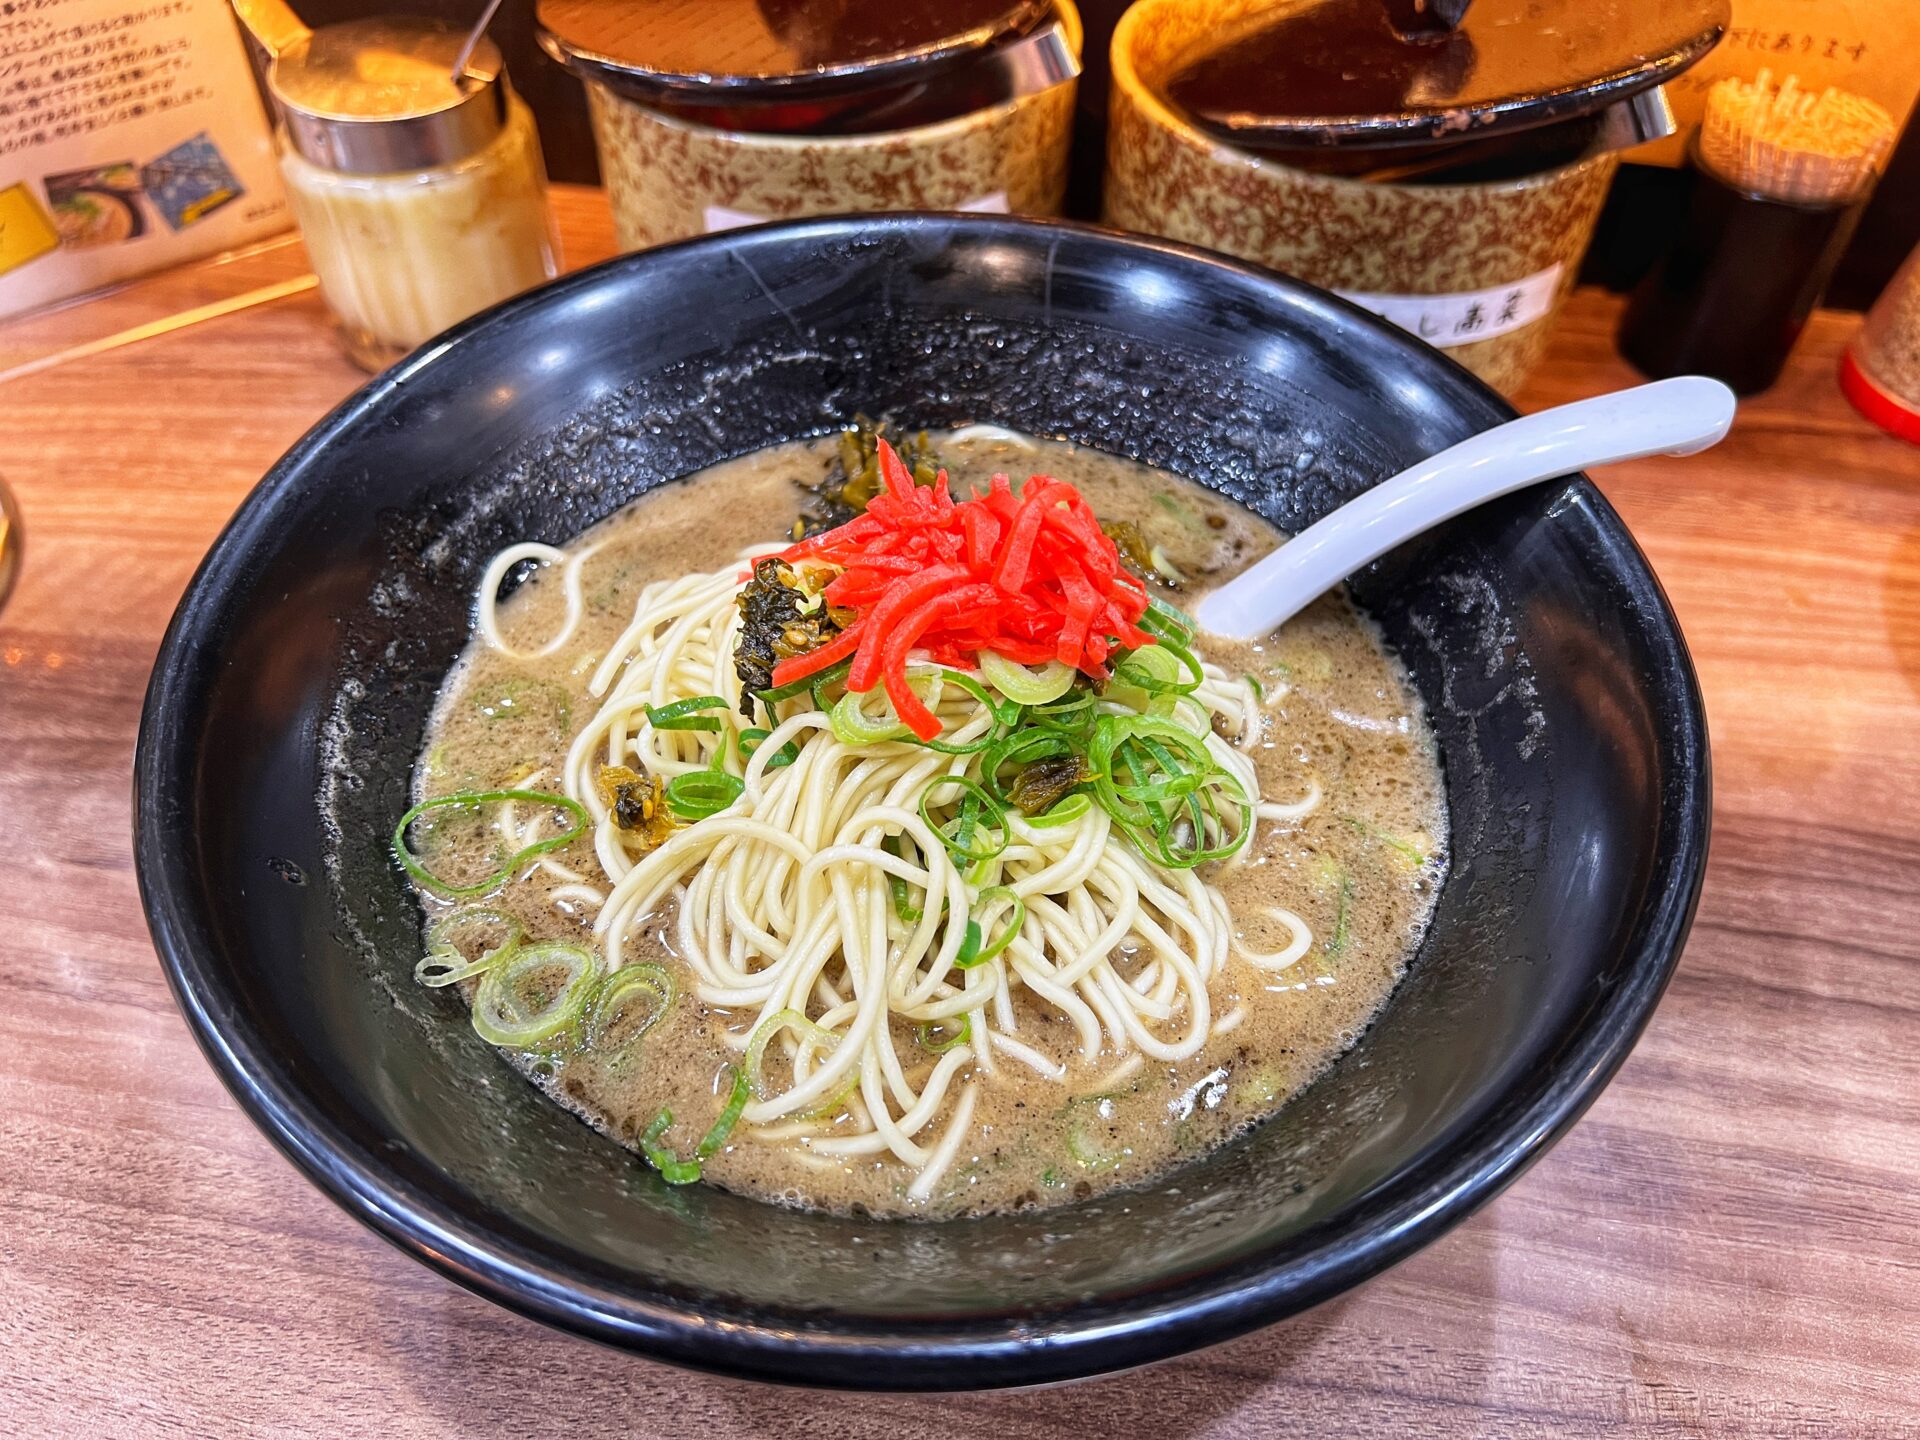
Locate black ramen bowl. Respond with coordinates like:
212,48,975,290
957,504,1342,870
135,215,1708,1389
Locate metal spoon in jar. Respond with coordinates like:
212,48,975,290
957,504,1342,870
1191,375,1737,641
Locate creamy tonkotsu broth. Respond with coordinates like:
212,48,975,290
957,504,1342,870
402,430,1446,1218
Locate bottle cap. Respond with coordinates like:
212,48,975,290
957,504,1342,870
235,2,509,173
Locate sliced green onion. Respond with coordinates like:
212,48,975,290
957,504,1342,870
1130,776,1251,869
1087,716,1251,868
918,775,1009,865
953,886,1023,969
586,963,675,1053
665,769,744,820
928,666,1019,724
698,1064,750,1158
915,1016,971,1053
470,941,601,1048
1235,1067,1285,1107
1152,490,1210,535
1066,1095,1126,1172
757,656,851,709
640,1110,703,1184
954,919,984,967
830,674,937,745
744,1009,856,1118
478,677,572,730
914,667,1013,752
1024,685,1097,736
1111,638,1204,698
745,1009,831,1093
1148,544,1189,586
1091,717,1207,814
978,651,1077,706
1245,673,1266,702
645,695,729,732
889,875,924,923
810,666,852,714
737,727,799,770
830,668,1002,755
636,1064,750,1186
392,788,589,898
1023,793,1093,829
1313,856,1354,958
1140,594,1198,645
1340,814,1428,866
882,835,924,923
415,908,522,987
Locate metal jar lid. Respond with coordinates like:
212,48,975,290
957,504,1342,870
234,1,509,173
537,0,1075,135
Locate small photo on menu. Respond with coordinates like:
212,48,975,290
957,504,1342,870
141,133,246,231
43,163,149,248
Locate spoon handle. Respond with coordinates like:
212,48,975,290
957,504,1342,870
1192,375,1736,640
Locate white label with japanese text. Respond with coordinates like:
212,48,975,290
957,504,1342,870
702,191,1010,235
1336,264,1565,349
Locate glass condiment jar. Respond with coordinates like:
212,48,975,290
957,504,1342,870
234,1,557,370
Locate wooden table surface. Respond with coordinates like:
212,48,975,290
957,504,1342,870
4,188,1918,1438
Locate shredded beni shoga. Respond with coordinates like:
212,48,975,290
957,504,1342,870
764,440,1160,741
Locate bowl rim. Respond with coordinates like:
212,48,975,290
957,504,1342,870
134,212,1710,1390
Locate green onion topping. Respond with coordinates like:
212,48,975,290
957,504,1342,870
915,1016,972,1053
918,775,1009,865
954,887,1023,969
586,963,675,1054
470,941,602,1049
645,695,730,732
665,770,745,820
635,1063,752,1186
978,651,1077,706
737,727,799,770
392,788,589,898
415,908,523,987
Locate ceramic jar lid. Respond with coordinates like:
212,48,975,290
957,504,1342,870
537,0,1078,134
1164,0,1728,155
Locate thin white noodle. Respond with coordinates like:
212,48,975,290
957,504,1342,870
478,543,601,660
989,1030,1067,1080
1233,906,1314,970
785,1150,846,1173
908,1084,978,1202
549,882,606,911
1257,776,1323,824
1084,1053,1144,1094
1211,1004,1247,1038
467,544,1329,1204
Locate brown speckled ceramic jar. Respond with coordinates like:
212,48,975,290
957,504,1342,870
579,2,1081,254
1104,0,1618,396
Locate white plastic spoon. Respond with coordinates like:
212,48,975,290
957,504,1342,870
1191,375,1737,641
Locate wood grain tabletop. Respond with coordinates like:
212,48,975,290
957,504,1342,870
4,187,1917,1439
